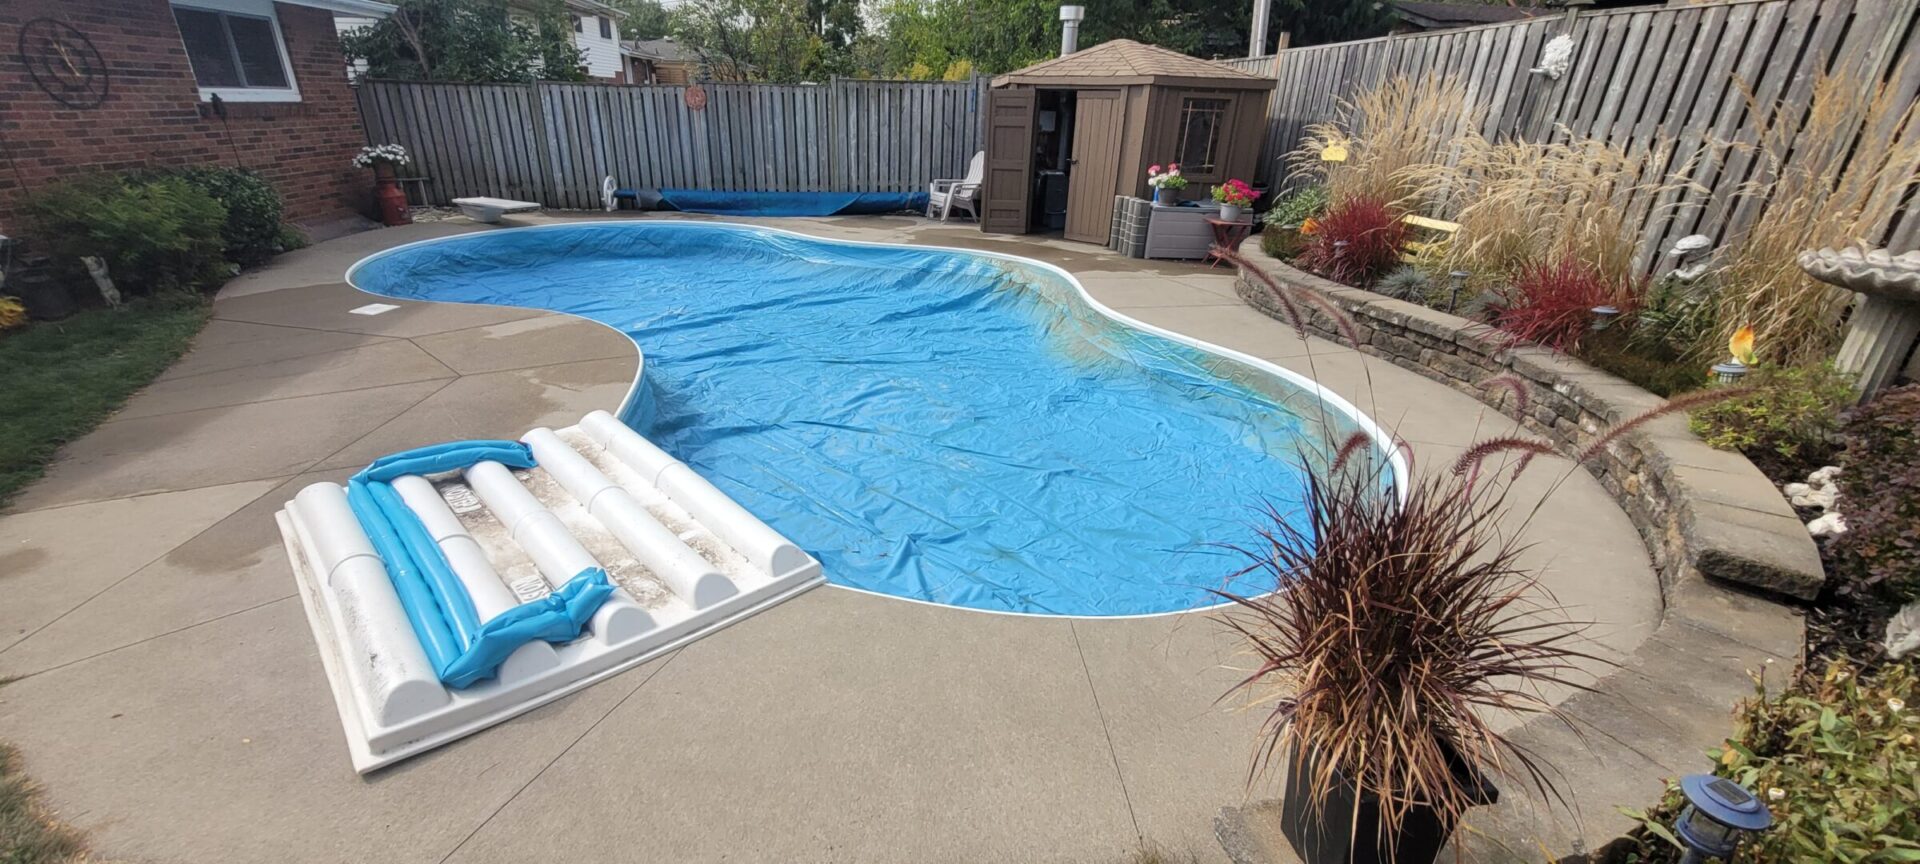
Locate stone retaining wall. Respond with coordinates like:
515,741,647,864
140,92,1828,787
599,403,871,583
1232,245,1825,605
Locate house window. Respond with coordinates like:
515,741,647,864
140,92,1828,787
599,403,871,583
598,16,612,39
1175,97,1230,176
573,15,584,32
172,1,298,102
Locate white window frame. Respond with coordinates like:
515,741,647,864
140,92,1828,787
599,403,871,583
171,0,302,103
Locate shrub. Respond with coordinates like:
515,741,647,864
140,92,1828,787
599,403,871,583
1712,74,1920,366
24,174,229,295
1688,363,1853,479
1290,74,1483,210
1836,384,1920,601
164,166,290,266
1261,185,1328,229
1491,255,1634,352
1618,661,1920,864
1297,197,1405,285
1415,134,1699,292
1632,271,1720,361
1374,265,1430,303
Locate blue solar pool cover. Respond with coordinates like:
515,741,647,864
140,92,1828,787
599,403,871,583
350,223,1389,616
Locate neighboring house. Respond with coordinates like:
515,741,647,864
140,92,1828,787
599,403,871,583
0,0,395,236
620,37,700,85
553,0,625,81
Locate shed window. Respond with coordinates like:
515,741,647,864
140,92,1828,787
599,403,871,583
172,2,297,102
1176,98,1229,176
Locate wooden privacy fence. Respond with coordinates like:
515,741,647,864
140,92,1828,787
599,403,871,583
355,77,992,210
1236,0,1920,266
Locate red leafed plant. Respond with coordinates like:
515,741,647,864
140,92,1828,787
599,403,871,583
1297,197,1407,286
1493,255,1637,352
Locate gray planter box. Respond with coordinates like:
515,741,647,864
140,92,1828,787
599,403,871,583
1143,201,1224,260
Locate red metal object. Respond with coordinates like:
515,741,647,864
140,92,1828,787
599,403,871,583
374,163,412,226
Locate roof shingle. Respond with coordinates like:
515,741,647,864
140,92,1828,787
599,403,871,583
995,39,1265,83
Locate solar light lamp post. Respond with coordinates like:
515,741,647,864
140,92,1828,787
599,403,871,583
1674,775,1773,863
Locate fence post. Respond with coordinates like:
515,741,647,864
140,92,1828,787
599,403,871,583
528,82,556,207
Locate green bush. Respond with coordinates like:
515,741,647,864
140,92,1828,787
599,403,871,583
25,174,230,295
1260,184,1328,229
1618,661,1920,863
1836,384,1920,601
164,166,291,266
1689,363,1853,479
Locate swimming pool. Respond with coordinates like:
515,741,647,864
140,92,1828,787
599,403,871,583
349,222,1399,616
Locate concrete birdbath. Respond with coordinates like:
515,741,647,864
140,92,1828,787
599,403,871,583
1799,245,1920,400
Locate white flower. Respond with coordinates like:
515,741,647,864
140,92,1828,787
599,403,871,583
351,143,410,169
1767,787,1785,801
1891,698,1906,713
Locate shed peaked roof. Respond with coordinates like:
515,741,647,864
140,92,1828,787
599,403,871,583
991,40,1274,89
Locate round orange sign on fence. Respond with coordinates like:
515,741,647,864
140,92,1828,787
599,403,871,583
685,84,707,111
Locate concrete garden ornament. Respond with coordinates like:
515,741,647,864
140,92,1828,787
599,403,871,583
1798,245,1920,400
80,255,119,308
1531,34,1574,79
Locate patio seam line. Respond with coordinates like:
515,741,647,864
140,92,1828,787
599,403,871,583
212,308,553,340
0,594,297,681
102,371,462,426
0,476,298,657
435,648,683,864
293,377,462,473
1068,620,1143,843
153,336,421,384
404,337,636,378
0,474,297,518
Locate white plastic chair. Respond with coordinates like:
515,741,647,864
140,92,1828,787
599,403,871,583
927,151,985,222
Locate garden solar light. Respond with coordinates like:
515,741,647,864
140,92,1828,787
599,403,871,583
1711,359,1749,384
1590,305,1619,330
1713,325,1756,384
1674,775,1772,862
1448,270,1470,314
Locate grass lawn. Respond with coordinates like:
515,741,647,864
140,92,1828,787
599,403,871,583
0,740,86,864
0,293,211,509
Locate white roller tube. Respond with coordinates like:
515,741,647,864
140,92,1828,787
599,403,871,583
463,460,654,642
290,483,449,728
523,429,737,609
391,476,561,680
464,461,600,588
580,417,811,577
581,411,678,484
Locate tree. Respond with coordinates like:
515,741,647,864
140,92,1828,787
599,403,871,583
670,0,863,82
339,0,585,83
859,0,1392,79
609,0,672,41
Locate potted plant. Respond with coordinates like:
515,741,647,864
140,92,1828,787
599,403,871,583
1207,253,1697,864
1212,178,1260,222
1146,162,1188,205
353,144,413,227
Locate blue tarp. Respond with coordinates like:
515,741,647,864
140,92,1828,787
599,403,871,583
657,189,929,217
347,440,614,688
351,223,1388,616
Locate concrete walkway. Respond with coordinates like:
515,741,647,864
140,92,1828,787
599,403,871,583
0,214,1791,862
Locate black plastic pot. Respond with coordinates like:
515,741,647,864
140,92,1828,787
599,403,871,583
1279,736,1499,864
11,260,77,321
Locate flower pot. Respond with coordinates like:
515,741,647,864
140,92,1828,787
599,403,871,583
372,163,412,227
11,258,76,321
1279,736,1498,864
1220,203,1245,222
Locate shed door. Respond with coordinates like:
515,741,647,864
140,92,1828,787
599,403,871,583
981,88,1036,234
1065,90,1125,245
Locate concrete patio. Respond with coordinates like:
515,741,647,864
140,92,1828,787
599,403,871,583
0,214,1796,863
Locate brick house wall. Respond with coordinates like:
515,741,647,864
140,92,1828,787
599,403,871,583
0,1,371,237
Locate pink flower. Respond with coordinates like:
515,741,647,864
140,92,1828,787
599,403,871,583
1148,164,1162,174
1168,163,1180,171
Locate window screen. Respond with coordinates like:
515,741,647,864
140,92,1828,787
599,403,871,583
1176,98,1230,175
172,5,291,90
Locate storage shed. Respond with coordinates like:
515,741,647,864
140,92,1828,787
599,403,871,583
981,39,1275,244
